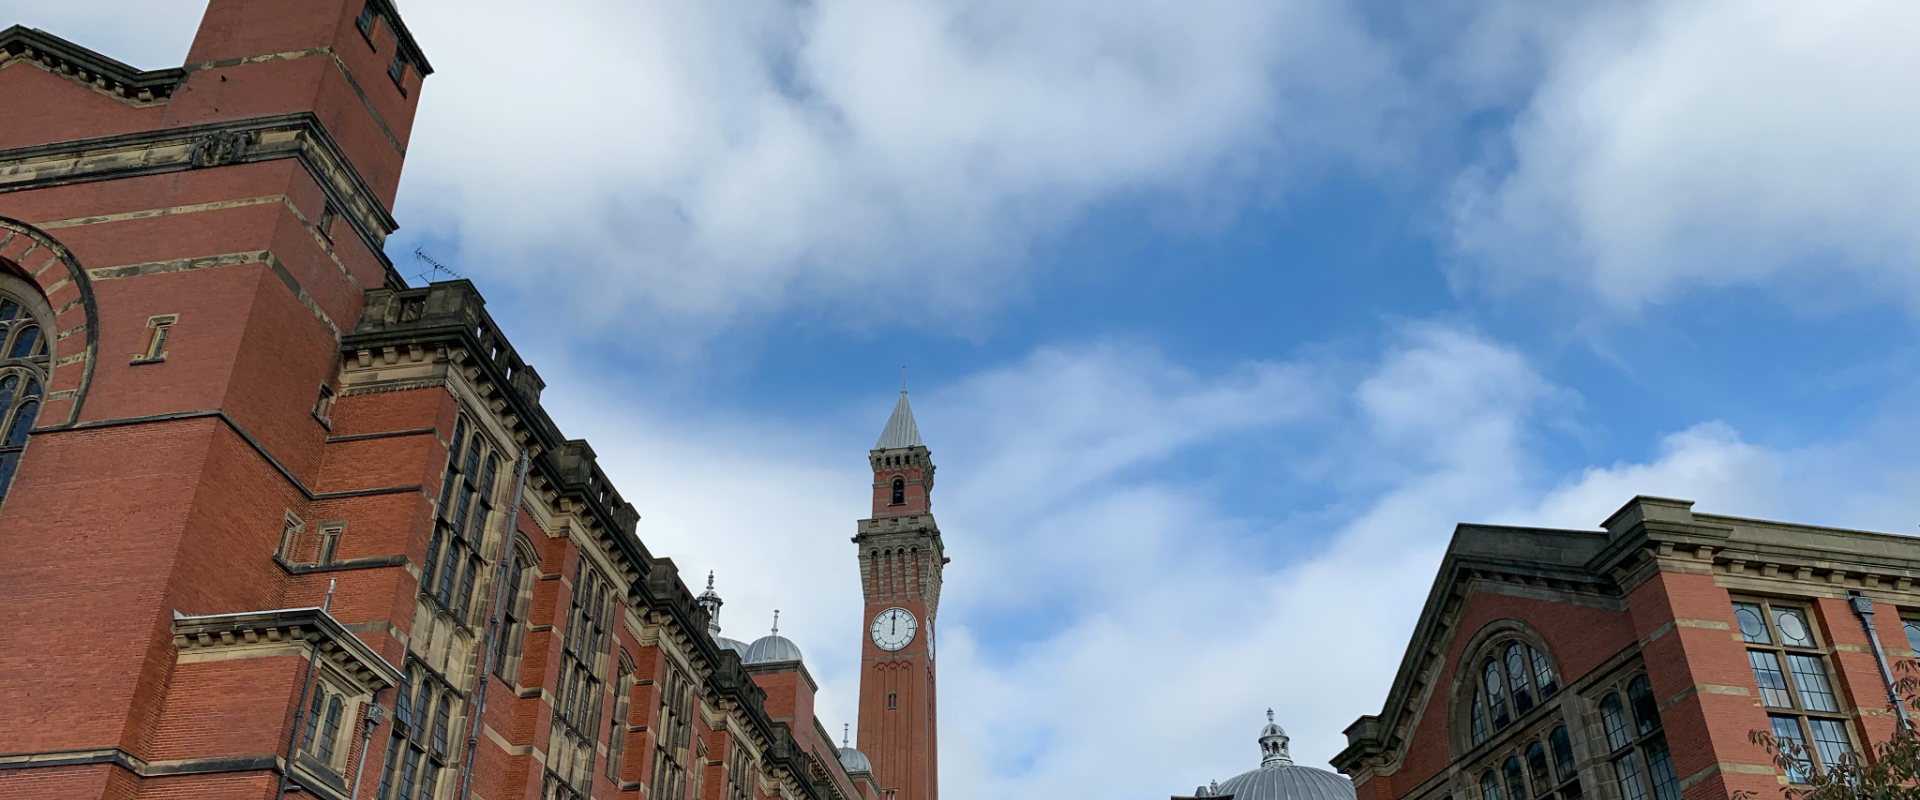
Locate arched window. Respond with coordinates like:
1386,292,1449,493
1549,726,1578,788
1470,637,1560,744
1470,689,1489,743
1502,756,1526,800
1599,675,1679,800
1483,662,1510,731
1525,742,1552,797
890,477,905,505
1481,771,1503,800
0,291,50,503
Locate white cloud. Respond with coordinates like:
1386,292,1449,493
385,0,1400,334
1,0,1403,335
542,325,1920,799
1452,0,1920,312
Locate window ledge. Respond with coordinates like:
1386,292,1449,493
129,356,165,366
275,554,406,575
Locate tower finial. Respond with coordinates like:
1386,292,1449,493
902,365,907,393
772,609,780,635
844,723,851,748
1259,708,1292,767
696,572,724,637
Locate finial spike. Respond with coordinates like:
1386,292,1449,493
901,366,907,393
707,571,715,591
843,723,850,748
1267,708,1275,723
772,609,780,635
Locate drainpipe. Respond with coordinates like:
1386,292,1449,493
1848,592,1911,730
276,578,338,800
458,450,533,800
347,703,386,800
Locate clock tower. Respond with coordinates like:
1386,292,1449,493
854,390,945,800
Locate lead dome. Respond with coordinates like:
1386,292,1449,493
744,611,805,664
1195,711,1356,800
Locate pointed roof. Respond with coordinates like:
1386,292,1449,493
874,391,922,450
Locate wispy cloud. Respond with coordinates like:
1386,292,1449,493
531,322,1920,799
381,0,1402,337
1451,0,1920,313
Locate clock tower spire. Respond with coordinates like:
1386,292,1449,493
855,390,944,800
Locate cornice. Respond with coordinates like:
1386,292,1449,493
346,282,649,589
1333,523,1617,778
0,26,183,105
1337,496,1920,781
360,0,433,76
0,113,404,288
172,607,401,692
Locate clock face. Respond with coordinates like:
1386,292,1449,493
870,607,918,651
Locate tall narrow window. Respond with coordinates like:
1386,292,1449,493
388,53,409,93
429,418,497,625
279,512,308,562
1502,756,1527,800
1525,742,1552,797
0,289,49,505
313,383,336,425
380,661,456,800
317,695,343,764
1733,597,1853,780
1548,726,1582,800
356,2,378,39
650,662,694,800
1470,689,1489,745
726,737,755,800
494,546,534,680
1505,645,1536,715
890,477,905,505
317,522,344,565
606,656,633,784
137,314,175,362
546,565,612,800
1485,662,1511,730
1599,675,1680,800
316,202,339,244
1472,639,1559,739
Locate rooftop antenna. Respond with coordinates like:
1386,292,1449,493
411,248,464,285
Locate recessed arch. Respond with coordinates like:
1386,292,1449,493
1450,618,1564,755
0,216,98,429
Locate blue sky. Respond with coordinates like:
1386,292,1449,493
10,0,1920,796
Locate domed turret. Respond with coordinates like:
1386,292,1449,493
1207,711,1356,800
837,725,872,774
1259,709,1291,766
697,572,750,654
744,610,804,664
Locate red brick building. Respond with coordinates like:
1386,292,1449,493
0,2,940,800
1332,496,1920,800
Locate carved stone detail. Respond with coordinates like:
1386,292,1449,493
188,129,253,168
